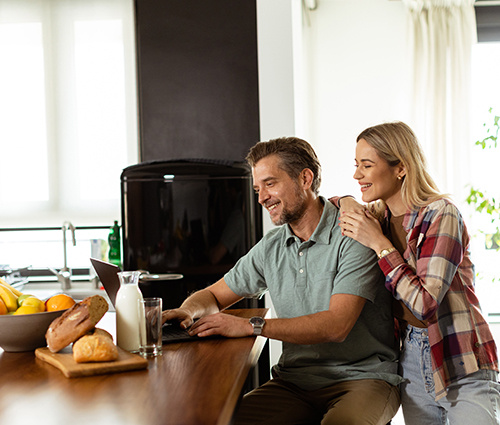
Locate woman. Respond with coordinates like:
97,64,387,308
336,121,500,425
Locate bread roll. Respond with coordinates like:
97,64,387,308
91,327,114,341
73,333,118,363
46,295,109,353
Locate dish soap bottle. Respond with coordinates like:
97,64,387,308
115,271,143,352
108,220,122,268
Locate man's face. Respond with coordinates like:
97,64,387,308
252,155,307,226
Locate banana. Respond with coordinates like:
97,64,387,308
0,277,23,297
0,284,18,312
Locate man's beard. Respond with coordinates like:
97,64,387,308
273,185,308,226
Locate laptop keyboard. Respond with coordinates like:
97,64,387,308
162,323,200,343
162,322,222,343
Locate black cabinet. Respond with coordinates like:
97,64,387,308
134,0,260,162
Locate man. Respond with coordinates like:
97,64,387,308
162,137,402,425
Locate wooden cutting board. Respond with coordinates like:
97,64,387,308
35,346,148,378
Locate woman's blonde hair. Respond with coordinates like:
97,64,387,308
357,121,446,209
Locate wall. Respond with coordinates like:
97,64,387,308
302,0,409,200
256,0,410,367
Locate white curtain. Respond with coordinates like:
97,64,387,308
403,0,476,202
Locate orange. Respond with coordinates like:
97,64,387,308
45,294,76,312
0,298,7,315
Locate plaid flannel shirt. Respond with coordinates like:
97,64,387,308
379,198,498,400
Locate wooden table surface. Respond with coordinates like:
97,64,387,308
0,308,269,425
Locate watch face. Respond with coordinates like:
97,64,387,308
250,316,265,336
250,317,265,326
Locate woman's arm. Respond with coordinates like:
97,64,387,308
339,200,466,322
379,202,467,321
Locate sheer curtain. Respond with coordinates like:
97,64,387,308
403,0,476,202
0,0,138,227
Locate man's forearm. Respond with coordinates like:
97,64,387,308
261,294,366,344
262,312,348,344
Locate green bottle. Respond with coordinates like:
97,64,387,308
108,220,122,268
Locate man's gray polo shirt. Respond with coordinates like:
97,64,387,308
224,197,402,390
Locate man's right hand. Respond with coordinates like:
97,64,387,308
159,278,243,331
161,308,195,329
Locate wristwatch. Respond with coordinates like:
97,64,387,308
249,316,266,336
378,247,396,259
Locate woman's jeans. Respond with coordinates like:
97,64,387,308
400,324,500,425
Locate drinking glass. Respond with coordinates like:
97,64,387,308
138,297,163,357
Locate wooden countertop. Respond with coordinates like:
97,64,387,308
0,308,269,425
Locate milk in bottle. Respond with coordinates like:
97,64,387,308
116,271,143,352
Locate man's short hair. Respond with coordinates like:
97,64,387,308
246,137,321,195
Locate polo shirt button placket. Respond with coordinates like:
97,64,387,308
297,249,307,286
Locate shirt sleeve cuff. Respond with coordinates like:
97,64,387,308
378,250,404,276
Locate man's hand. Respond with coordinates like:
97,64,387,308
161,308,195,330
160,279,243,331
189,312,253,338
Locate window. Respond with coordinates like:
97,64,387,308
0,0,138,228
467,39,500,321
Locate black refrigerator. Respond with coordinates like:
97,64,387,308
120,159,263,310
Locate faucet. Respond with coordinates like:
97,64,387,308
50,221,76,291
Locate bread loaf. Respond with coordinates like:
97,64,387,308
46,295,109,353
73,331,118,363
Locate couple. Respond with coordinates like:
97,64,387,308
162,122,500,425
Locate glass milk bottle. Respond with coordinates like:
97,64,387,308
116,271,143,352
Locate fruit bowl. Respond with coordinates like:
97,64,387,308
0,309,67,352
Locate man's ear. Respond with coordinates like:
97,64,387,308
300,168,314,190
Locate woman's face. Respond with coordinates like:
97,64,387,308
353,138,404,205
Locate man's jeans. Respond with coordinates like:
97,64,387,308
400,324,500,425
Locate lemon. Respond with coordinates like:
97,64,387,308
19,296,46,312
17,294,35,308
14,305,40,315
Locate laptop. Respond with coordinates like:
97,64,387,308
89,258,203,343
90,258,121,307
